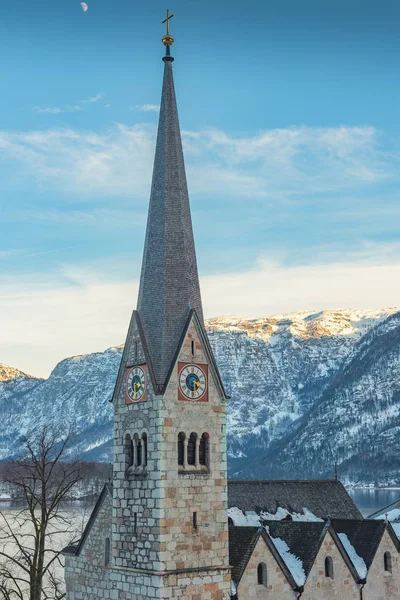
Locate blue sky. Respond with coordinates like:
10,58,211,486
0,0,399,375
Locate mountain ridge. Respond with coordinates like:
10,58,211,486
1,307,399,485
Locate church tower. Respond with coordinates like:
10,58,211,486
111,15,231,599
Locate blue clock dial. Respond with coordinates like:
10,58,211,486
179,364,207,400
126,366,146,402
186,373,200,392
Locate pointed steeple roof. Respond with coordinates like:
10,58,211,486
137,46,204,390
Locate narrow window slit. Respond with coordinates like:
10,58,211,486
105,537,110,566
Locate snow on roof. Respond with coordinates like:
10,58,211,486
338,532,368,579
391,523,400,540
265,526,306,586
228,506,323,526
374,508,400,523
228,480,362,520
228,507,261,526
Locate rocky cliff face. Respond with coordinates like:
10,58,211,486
235,310,400,485
1,308,399,485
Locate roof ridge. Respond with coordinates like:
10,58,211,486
228,479,341,484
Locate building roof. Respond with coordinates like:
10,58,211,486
368,497,400,522
227,480,363,520
228,525,299,591
228,525,262,584
62,483,112,556
264,520,327,580
136,54,204,389
331,519,399,570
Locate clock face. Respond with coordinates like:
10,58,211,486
126,366,146,402
179,364,207,401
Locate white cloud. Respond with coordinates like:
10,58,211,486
33,106,65,114
134,104,160,112
34,105,82,114
0,251,399,377
202,258,400,317
33,93,103,115
0,124,155,198
0,123,397,199
80,93,103,104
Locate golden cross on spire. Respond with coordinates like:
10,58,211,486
161,9,175,48
162,9,174,35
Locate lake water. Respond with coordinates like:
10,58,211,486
348,488,400,517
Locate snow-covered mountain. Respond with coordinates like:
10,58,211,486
1,308,399,485
0,363,32,382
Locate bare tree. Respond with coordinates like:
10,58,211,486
0,426,84,600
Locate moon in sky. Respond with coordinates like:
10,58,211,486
80,2,88,12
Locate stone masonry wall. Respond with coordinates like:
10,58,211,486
65,314,231,599
237,537,298,599
112,313,162,572
65,458,230,599
111,314,231,598
64,489,112,599
302,531,360,600
364,528,400,600
159,320,230,574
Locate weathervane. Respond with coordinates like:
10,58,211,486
162,9,174,48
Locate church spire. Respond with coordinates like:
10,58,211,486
137,16,204,390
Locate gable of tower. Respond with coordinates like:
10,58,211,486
111,310,157,403
164,309,228,403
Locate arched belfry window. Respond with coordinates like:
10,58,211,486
187,432,197,467
135,434,142,467
257,562,267,587
384,551,392,573
199,433,209,467
325,556,334,579
142,433,148,466
178,432,185,466
124,434,133,470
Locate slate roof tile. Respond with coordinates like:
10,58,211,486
264,520,327,578
228,525,261,584
228,480,363,520
137,58,204,388
330,519,387,569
